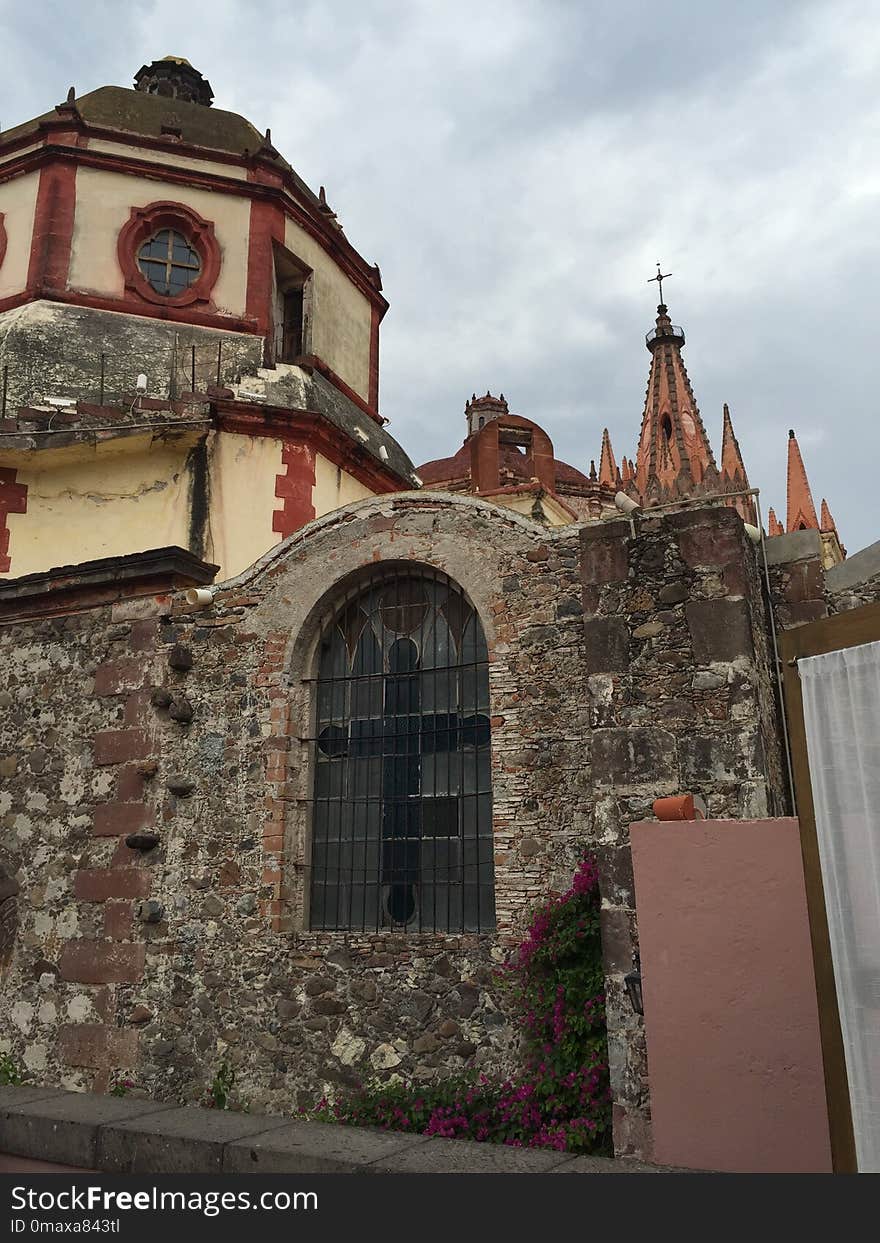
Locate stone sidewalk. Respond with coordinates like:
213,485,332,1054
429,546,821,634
0,1085,682,1174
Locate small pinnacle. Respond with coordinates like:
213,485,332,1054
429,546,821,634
67,87,76,103
788,429,795,439
265,127,271,142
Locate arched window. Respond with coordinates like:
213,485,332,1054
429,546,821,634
309,568,495,933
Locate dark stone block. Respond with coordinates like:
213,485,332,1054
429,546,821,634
678,733,751,785
581,530,629,585
592,728,677,787
556,595,583,618
600,907,637,973
584,617,630,673
657,581,688,605
783,599,828,626
167,644,194,672
685,599,753,663
595,844,635,907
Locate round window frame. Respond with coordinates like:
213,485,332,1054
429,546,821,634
118,201,220,308
136,228,203,300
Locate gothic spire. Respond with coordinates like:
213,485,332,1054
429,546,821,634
598,428,618,487
719,402,755,522
720,403,748,488
820,498,837,535
633,300,717,502
767,507,784,537
786,428,820,532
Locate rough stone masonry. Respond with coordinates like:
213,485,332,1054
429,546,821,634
5,491,875,1158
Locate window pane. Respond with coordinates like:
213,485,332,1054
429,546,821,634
171,232,200,266
139,237,167,260
310,573,494,932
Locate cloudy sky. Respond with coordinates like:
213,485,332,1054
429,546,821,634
3,0,878,550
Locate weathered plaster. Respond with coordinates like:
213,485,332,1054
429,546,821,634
0,170,39,299
4,436,196,577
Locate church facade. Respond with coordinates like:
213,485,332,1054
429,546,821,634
1,60,878,1161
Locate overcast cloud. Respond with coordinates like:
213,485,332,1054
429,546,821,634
2,0,877,550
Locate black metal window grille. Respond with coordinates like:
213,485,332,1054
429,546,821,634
307,569,495,932
137,229,201,297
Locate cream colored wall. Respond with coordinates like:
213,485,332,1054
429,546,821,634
0,170,39,298
68,167,250,316
488,490,572,526
208,439,376,581
313,452,373,513
0,143,43,168
3,432,381,584
2,435,194,579
86,139,249,181
284,217,372,401
206,431,284,580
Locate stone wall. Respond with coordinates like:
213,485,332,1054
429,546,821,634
579,505,787,1154
825,539,880,615
764,529,880,624
0,493,788,1157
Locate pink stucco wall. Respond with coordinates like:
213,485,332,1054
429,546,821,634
630,817,832,1173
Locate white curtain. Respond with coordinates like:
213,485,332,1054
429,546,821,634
800,640,880,1172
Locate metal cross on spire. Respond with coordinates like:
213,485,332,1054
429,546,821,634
648,262,672,305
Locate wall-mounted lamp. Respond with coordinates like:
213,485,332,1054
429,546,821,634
614,491,640,515
185,587,216,609
624,952,644,1016
743,522,762,545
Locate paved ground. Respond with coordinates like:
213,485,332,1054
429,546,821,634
0,1085,685,1174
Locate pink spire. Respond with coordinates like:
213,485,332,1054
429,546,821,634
767,507,784,537
786,429,820,532
598,428,618,487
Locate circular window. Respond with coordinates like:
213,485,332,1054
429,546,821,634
136,229,201,297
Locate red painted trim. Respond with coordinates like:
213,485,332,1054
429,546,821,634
0,467,28,574
0,143,388,311
0,212,7,270
214,401,408,492
26,159,76,294
117,200,221,309
369,304,380,413
0,287,259,334
272,443,316,538
246,197,286,357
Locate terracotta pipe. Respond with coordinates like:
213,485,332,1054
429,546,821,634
653,793,705,821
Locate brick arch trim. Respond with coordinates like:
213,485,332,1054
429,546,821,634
117,200,221,309
283,555,494,684
0,212,7,271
